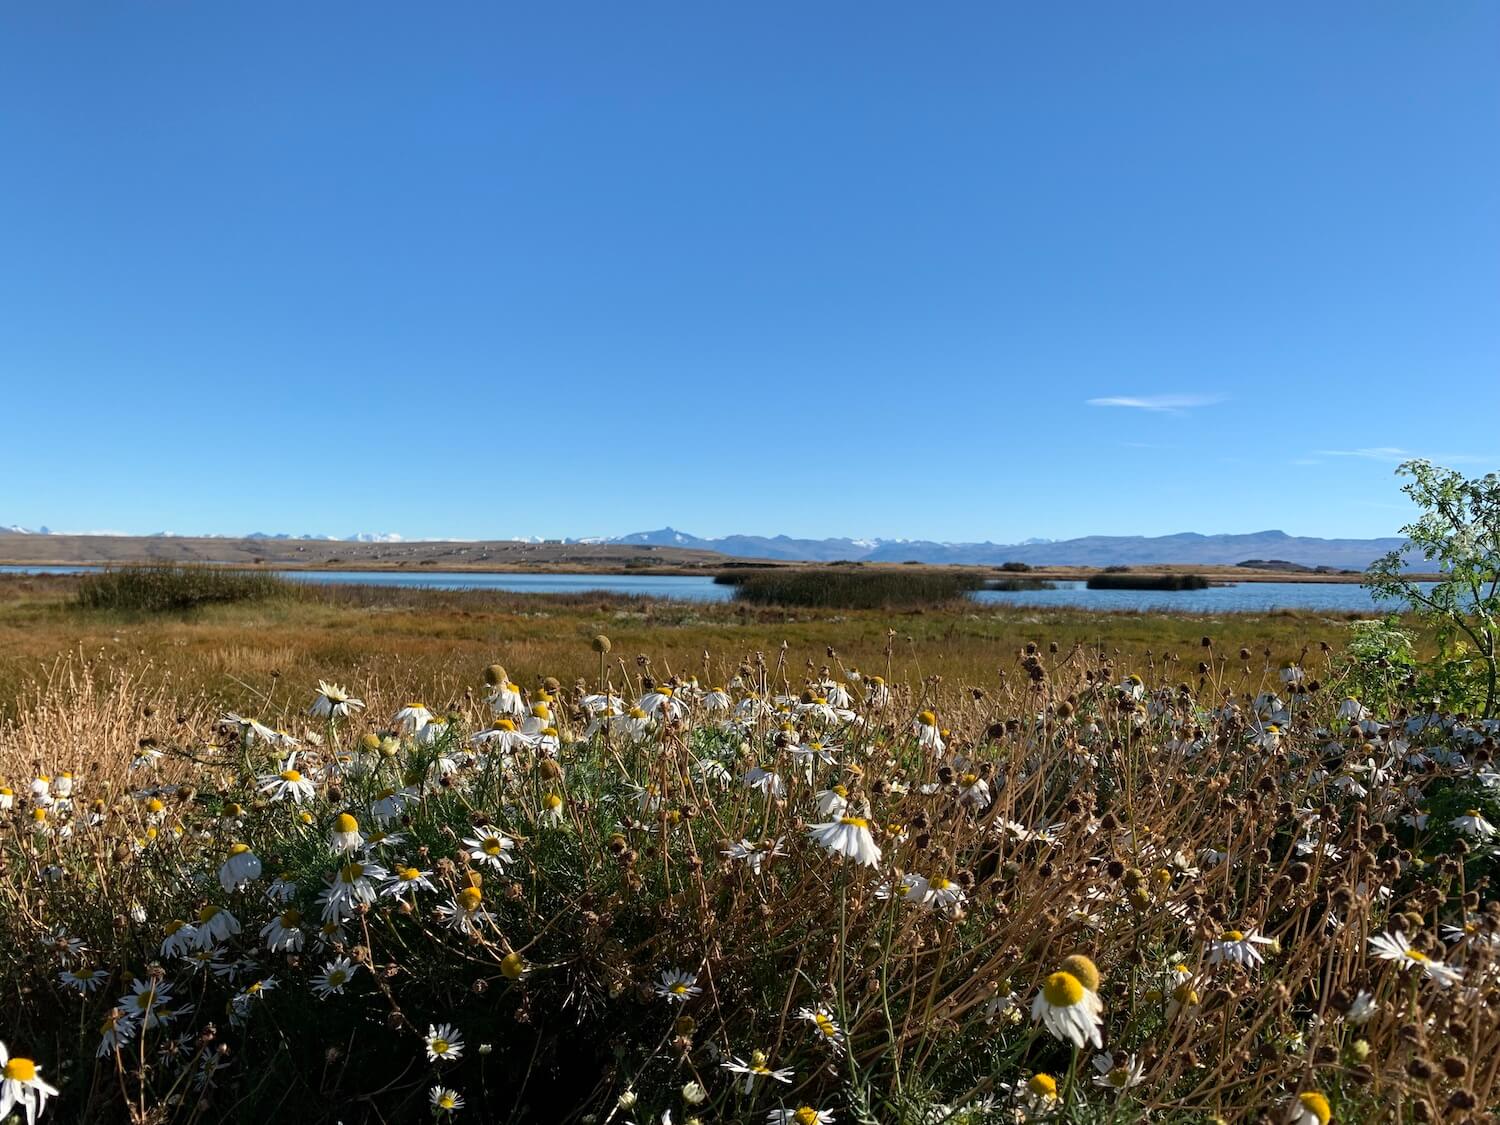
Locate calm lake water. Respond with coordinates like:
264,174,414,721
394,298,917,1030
971,580,1428,613
0,565,1427,613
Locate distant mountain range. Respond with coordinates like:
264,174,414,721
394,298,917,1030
2,523,1419,569
3,525,405,544
609,527,1418,569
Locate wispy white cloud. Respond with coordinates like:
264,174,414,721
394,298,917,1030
1086,393,1226,414
1315,447,1495,466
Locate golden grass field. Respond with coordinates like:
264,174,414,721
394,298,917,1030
0,573,1375,725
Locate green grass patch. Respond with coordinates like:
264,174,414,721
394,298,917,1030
73,564,291,613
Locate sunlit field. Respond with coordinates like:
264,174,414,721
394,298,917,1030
1,574,1496,1124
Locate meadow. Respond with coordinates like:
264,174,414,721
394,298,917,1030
0,571,1495,1124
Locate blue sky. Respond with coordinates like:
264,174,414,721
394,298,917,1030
2,3,1496,543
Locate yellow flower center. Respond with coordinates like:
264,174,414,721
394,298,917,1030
198,905,220,924
147,798,164,813
793,1109,820,1125
1222,930,1245,942
492,718,517,731
280,909,302,927
1042,971,1084,1007
4,1058,38,1083
917,710,936,726
459,888,483,911
405,703,426,710
543,794,563,810
628,707,647,719
1405,948,1430,963
432,1038,449,1054
228,843,251,856
439,1094,457,1109
501,951,526,979
334,813,358,834
1298,1092,1331,1125
814,1013,836,1036
340,863,364,882
1060,954,1100,991
328,969,347,986
280,769,302,782
398,867,420,882
670,983,689,995
930,876,952,891
1027,1073,1058,1099
482,837,504,855
839,816,869,829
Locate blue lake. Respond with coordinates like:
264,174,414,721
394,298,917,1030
971,580,1428,613
0,565,1428,613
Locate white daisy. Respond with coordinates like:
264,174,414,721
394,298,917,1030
796,1006,845,1052
1030,970,1103,1049
393,702,434,733
1451,809,1496,837
807,816,881,867
425,1023,465,1062
1367,931,1463,986
310,680,364,719
260,908,306,953
654,968,701,1003
329,813,365,853
218,843,263,893
723,838,787,875
1205,928,1274,969
722,1051,794,1094
430,1086,465,1115
311,956,358,998
0,1042,60,1123
258,755,318,803
463,831,516,871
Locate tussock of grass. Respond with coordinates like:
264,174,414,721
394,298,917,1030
721,567,987,607
74,565,290,613
1085,572,1211,591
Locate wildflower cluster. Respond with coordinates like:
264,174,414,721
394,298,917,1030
1,644,1498,1123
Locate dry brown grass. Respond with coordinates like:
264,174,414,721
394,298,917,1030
0,574,1375,724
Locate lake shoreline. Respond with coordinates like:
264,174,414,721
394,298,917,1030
0,559,1439,583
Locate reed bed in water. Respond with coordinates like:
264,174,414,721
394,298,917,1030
717,568,989,608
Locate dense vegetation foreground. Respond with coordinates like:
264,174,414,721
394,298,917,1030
0,605,1496,1125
